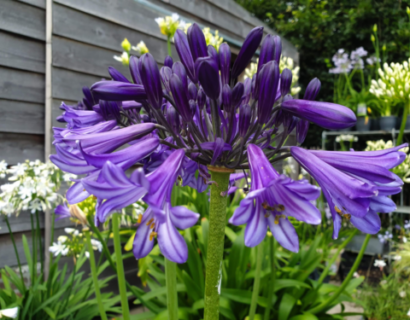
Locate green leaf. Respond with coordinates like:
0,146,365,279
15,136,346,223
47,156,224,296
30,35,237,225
43,307,56,319
140,283,186,301
129,311,157,319
225,226,237,242
274,279,311,292
278,293,296,320
289,313,319,320
222,289,267,307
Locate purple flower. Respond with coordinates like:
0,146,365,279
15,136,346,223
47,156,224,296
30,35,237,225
55,203,71,221
133,150,200,263
91,81,147,101
229,144,321,251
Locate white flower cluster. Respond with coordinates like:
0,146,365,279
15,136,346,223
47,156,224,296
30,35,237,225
374,259,387,268
329,47,371,74
155,13,186,38
369,59,410,104
378,230,393,244
335,134,358,143
365,140,410,183
244,56,301,95
0,160,69,216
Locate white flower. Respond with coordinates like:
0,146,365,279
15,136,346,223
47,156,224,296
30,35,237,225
0,307,18,319
407,308,410,316
58,235,68,243
132,41,149,55
404,237,408,243
113,52,129,65
91,239,103,252
85,251,90,259
49,242,69,257
374,259,386,268
380,280,387,286
64,228,79,236
393,255,402,261
400,291,406,298
353,272,360,278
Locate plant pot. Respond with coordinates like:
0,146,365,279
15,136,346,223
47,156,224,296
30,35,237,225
371,118,380,130
379,116,397,131
405,115,410,130
356,117,371,131
339,127,352,132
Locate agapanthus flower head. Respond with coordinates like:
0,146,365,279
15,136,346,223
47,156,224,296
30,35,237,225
132,41,149,55
155,13,183,37
51,24,406,261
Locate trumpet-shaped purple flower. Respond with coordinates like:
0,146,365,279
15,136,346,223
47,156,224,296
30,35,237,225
230,145,321,251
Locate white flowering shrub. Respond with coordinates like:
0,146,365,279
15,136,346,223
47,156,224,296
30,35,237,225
0,160,73,216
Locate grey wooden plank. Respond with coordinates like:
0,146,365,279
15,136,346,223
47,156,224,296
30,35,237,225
0,0,45,41
52,36,130,78
0,67,45,103
53,4,177,64
0,31,45,73
17,0,46,9
52,67,101,101
0,99,44,134
0,132,44,163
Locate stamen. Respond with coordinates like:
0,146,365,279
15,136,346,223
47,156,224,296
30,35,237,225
276,204,285,212
334,206,342,215
262,202,269,209
137,214,143,224
343,214,351,220
150,222,155,229
149,231,158,241
146,218,154,226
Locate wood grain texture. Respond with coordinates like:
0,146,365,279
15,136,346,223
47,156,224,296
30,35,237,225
53,4,177,64
17,0,46,9
0,99,44,134
0,31,45,73
0,132,44,163
0,67,45,103
52,36,129,78
0,0,45,41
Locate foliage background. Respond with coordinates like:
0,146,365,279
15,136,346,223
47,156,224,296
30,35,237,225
236,0,410,146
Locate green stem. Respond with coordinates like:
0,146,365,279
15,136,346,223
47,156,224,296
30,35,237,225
249,242,264,320
4,216,25,288
204,168,232,320
167,36,172,57
86,231,108,320
308,233,371,314
30,214,37,285
35,211,43,278
263,237,276,320
316,229,357,287
397,103,409,146
49,210,55,277
112,213,130,320
165,258,179,320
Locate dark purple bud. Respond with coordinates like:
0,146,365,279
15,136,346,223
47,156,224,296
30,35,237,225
187,23,208,61
207,45,219,69
160,66,173,93
232,82,244,109
197,87,206,109
82,87,94,109
108,67,130,83
172,61,188,90
189,100,197,116
219,43,231,86
231,26,263,78
164,55,173,68
167,103,180,133
273,35,282,64
281,99,356,130
304,78,321,101
188,83,198,101
169,74,192,122
257,34,275,72
197,59,220,100
251,74,257,97
140,53,163,110
91,81,147,101
239,104,251,137
222,84,232,112
243,78,252,104
99,100,121,122
129,56,142,84
174,29,197,83
296,119,309,144
285,115,298,133
257,61,280,123
280,68,293,97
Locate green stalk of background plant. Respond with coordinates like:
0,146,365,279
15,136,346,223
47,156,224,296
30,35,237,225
86,231,108,320
4,216,25,289
204,167,232,320
112,213,131,320
167,36,172,57
308,233,371,314
35,211,43,278
263,237,276,320
249,242,264,320
165,258,179,320
30,214,37,285
397,102,409,145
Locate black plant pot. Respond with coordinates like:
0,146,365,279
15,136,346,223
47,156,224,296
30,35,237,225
356,117,371,132
405,115,410,130
371,118,380,131
339,127,352,132
379,116,397,131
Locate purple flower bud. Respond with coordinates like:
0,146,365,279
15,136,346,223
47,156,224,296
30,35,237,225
188,83,198,101
258,34,275,72
108,67,130,83
296,118,309,144
174,29,197,83
129,56,142,84
304,78,321,101
257,61,280,124
222,84,232,112
281,99,356,130
207,45,219,69
239,104,251,137
187,23,208,61
160,66,173,93
167,102,180,133
231,26,263,78
99,100,121,122
189,100,197,116
273,35,282,64
232,82,244,109
280,68,293,97
91,81,147,101
197,59,220,100
164,55,173,68
219,43,231,86
243,78,252,104
169,74,192,122
197,87,206,109
82,87,94,109
140,53,163,110
251,74,257,97
172,61,188,90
